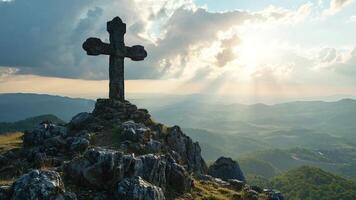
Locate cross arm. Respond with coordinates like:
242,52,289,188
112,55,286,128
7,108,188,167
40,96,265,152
82,38,114,56
83,37,147,61
125,45,147,61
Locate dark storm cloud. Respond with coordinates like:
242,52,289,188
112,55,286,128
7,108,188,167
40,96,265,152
0,0,257,80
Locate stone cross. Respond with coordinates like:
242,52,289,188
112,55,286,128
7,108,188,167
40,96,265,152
82,17,147,101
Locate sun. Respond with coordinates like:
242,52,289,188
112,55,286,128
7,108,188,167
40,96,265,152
228,24,282,76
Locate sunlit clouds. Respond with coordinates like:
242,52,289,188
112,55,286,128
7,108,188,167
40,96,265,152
0,0,355,101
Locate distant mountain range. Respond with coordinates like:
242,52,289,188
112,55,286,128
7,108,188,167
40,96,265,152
0,93,95,122
0,114,65,134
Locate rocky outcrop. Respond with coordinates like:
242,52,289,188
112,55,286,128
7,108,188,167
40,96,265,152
92,99,152,125
208,157,245,181
117,176,165,200
23,123,67,147
65,147,124,189
7,170,74,200
263,189,285,200
166,126,207,174
64,147,192,194
1,98,280,200
23,122,91,166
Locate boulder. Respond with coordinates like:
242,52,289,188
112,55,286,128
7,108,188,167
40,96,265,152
228,179,245,191
69,112,93,130
208,157,245,181
23,123,67,147
64,147,124,189
10,170,66,200
263,189,284,200
65,148,192,193
165,160,193,193
146,139,162,153
116,176,165,200
121,121,151,143
92,99,151,125
67,137,90,153
165,126,207,174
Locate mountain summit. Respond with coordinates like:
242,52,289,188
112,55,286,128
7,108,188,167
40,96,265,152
0,99,283,200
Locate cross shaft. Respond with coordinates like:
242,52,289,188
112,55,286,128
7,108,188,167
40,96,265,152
82,17,147,101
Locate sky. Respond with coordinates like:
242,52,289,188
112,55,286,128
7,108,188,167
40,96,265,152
0,0,355,102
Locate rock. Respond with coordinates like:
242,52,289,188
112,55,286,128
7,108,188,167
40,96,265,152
67,137,90,152
263,189,284,200
69,112,95,130
136,154,167,188
65,192,78,200
208,157,245,181
165,160,193,193
10,170,66,200
196,174,229,186
44,136,67,150
165,126,207,174
145,139,162,153
65,148,192,193
116,176,165,200
127,154,192,193
0,186,11,200
23,123,67,147
64,147,124,189
92,99,151,125
228,179,245,191
0,155,9,165
242,187,259,200
121,121,151,143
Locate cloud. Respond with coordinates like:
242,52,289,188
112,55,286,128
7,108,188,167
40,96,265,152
324,0,355,15
350,15,356,22
0,0,313,81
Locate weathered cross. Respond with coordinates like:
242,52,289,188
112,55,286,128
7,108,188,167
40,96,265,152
82,17,147,101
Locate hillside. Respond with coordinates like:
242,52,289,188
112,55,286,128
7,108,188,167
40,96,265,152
0,93,94,122
270,166,356,200
238,148,356,180
0,114,65,134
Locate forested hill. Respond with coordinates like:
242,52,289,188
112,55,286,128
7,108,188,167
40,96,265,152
270,166,356,200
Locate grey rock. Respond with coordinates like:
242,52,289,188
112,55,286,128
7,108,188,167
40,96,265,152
165,160,193,193
23,123,67,147
121,121,151,143
196,174,229,186
228,179,245,191
69,112,93,130
116,176,165,200
146,139,162,153
65,147,124,189
44,136,66,150
67,137,90,152
63,192,78,200
166,126,207,174
208,157,245,181
10,170,65,200
65,148,192,193
263,189,284,200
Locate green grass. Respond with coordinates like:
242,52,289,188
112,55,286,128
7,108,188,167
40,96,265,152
185,179,241,200
270,166,356,200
